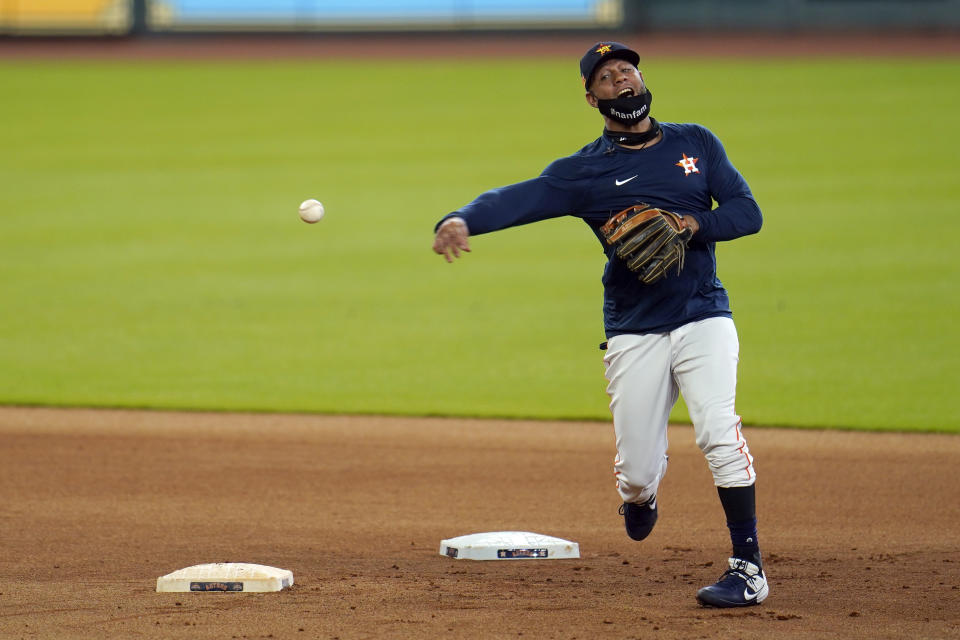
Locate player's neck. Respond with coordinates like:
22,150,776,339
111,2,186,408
604,117,662,149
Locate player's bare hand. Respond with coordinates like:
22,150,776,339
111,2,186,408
681,215,700,235
432,217,471,263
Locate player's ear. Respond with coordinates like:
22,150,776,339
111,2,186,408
585,91,599,108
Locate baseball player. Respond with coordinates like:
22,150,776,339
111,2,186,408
432,42,767,607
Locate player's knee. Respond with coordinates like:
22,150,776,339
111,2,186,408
694,407,746,453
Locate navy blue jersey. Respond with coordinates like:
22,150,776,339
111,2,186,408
439,122,762,336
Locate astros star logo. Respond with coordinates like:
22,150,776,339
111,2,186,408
595,44,613,55
676,153,700,176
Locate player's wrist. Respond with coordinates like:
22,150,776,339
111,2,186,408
441,216,469,234
434,215,469,233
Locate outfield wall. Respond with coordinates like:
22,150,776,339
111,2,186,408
628,0,960,31
1,0,958,35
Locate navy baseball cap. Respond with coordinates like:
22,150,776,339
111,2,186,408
580,42,640,91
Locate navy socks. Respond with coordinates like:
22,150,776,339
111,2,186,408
717,485,761,567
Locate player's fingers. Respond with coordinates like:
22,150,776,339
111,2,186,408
447,238,470,259
433,240,457,263
433,233,469,261
434,243,454,262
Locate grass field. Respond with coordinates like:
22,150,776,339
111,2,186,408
1,56,957,431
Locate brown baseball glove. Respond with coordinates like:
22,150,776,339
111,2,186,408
600,204,693,284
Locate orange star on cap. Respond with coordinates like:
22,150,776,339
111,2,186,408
595,44,613,55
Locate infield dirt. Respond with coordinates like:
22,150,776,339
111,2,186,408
1,407,957,639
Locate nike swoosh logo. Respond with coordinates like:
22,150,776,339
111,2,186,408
743,587,759,601
615,175,638,186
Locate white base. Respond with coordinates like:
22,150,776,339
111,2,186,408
440,531,579,561
156,563,294,592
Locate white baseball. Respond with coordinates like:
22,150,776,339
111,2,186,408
298,199,325,223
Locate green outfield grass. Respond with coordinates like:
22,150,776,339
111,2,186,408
1,56,957,432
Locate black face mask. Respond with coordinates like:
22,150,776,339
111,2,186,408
596,88,653,126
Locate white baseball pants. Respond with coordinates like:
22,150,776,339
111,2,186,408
602,316,755,505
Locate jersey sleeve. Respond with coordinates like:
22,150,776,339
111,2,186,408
688,126,763,243
434,158,589,235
